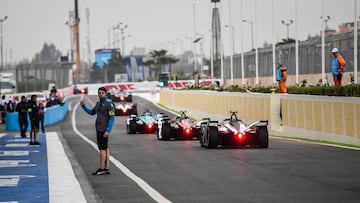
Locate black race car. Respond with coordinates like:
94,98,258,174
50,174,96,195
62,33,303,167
107,88,132,102
199,111,269,148
126,109,158,134
73,85,88,95
157,111,201,140
114,102,137,116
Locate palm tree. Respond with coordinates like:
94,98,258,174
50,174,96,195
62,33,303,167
143,49,179,79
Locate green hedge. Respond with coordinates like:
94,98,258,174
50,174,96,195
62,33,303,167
287,84,360,97
182,84,360,97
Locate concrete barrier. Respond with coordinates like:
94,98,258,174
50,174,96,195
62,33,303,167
5,98,69,131
281,94,360,146
159,90,360,146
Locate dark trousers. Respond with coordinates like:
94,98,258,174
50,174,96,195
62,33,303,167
19,120,28,138
39,118,45,133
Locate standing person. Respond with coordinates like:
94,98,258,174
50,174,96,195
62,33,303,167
38,102,45,134
46,92,59,108
50,86,57,95
6,98,15,113
0,95,6,123
331,48,346,86
276,60,288,93
28,95,40,145
0,95,6,110
80,87,115,175
16,96,28,138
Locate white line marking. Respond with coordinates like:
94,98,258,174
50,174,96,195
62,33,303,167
0,160,36,168
0,150,39,156
270,136,360,151
8,139,30,142
0,175,35,187
72,101,171,203
47,132,87,203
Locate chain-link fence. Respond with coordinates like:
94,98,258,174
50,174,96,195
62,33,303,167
223,31,358,85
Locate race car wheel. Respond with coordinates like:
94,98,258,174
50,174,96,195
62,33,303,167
206,126,218,148
161,123,171,141
127,120,137,134
127,95,133,102
157,130,161,140
257,126,269,148
200,124,208,147
132,105,138,115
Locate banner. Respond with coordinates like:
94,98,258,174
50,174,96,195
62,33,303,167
136,57,144,81
95,49,119,68
124,57,132,82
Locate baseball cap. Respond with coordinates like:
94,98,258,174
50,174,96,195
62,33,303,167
331,48,339,53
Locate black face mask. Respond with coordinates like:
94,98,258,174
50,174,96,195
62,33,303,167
99,97,106,103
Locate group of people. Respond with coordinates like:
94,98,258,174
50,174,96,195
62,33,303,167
0,86,62,145
17,94,45,145
276,47,347,93
0,95,19,123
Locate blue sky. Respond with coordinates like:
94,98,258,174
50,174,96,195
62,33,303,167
0,0,358,63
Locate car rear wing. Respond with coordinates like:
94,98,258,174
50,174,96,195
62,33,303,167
246,120,268,129
161,117,171,123
200,119,218,126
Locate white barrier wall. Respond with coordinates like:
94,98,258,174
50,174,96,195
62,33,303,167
159,90,360,146
282,94,360,146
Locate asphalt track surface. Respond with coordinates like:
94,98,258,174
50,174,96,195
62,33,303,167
59,95,360,203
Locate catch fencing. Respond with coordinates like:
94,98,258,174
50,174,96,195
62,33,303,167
223,31,358,85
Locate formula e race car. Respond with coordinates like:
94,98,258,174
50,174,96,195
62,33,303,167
114,102,137,116
73,85,88,95
199,111,269,148
126,109,158,134
157,111,201,140
107,88,132,102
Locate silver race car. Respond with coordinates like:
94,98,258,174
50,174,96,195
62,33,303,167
157,111,202,140
199,111,269,148
126,109,158,134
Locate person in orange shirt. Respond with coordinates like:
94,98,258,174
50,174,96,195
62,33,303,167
276,60,287,93
331,48,346,86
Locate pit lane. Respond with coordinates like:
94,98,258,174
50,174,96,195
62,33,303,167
59,95,360,203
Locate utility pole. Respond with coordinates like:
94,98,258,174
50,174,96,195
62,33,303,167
65,10,75,63
74,0,81,84
0,16,8,93
281,19,294,41
86,8,92,68
119,23,128,56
